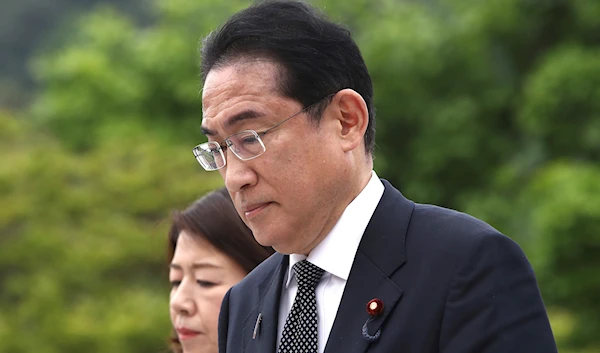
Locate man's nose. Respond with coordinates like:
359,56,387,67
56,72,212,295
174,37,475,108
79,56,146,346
222,150,258,193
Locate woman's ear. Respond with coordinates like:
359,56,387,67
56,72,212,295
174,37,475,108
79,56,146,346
332,89,369,152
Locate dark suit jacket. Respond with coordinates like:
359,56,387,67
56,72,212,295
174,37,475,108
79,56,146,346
218,180,557,353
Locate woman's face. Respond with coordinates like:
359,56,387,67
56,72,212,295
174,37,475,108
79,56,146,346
169,230,247,353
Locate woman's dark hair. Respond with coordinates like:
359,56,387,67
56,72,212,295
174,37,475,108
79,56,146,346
200,0,376,155
167,187,274,353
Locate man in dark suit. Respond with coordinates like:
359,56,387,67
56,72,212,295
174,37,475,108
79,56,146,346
193,1,558,352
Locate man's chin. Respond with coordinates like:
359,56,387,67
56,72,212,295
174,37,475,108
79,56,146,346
252,232,291,254
250,229,276,247
270,240,304,255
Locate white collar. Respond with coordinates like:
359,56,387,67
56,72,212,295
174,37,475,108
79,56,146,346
285,171,384,287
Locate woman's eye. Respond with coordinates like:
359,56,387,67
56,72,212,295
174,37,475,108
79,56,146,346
197,280,216,288
170,280,181,288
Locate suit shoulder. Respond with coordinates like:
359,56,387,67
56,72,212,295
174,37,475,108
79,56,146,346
412,202,501,238
406,202,521,258
403,202,528,279
230,252,282,294
380,180,505,244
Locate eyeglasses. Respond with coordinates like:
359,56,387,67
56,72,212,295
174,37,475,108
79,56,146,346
193,94,334,171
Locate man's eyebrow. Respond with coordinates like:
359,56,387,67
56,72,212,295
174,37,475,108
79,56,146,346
201,109,265,136
201,125,216,136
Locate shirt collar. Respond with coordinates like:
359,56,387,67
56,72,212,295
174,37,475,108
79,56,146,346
285,171,384,287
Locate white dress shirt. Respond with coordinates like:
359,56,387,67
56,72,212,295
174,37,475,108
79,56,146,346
276,171,384,353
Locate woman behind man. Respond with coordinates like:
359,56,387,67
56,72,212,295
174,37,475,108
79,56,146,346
167,187,274,353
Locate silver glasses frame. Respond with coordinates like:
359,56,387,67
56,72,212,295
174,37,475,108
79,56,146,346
193,93,335,171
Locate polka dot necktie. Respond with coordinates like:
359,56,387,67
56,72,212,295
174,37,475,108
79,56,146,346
278,260,325,353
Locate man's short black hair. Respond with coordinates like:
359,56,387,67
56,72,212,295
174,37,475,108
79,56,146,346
200,0,376,155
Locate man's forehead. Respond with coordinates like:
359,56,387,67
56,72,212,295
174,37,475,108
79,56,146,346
200,88,268,131
201,64,279,113
200,67,287,135
202,58,282,96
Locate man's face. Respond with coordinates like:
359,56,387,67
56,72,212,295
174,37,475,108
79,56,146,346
201,60,348,254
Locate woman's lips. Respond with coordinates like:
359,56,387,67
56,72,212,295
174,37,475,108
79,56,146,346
176,327,201,340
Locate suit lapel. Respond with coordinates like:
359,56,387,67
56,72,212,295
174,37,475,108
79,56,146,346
324,180,414,353
242,254,288,353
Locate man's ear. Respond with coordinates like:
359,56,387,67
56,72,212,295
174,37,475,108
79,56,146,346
331,89,369,152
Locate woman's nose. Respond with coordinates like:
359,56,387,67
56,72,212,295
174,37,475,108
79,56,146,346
170,281,196,316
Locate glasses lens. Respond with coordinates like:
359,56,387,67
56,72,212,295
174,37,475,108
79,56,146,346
193,142,225,170
227,131,266,160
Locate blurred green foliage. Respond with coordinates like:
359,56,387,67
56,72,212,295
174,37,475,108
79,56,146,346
0,0,599,352
0,111,223,352
0,0,152,108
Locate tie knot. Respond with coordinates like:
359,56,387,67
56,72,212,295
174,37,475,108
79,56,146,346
293,260,324,289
